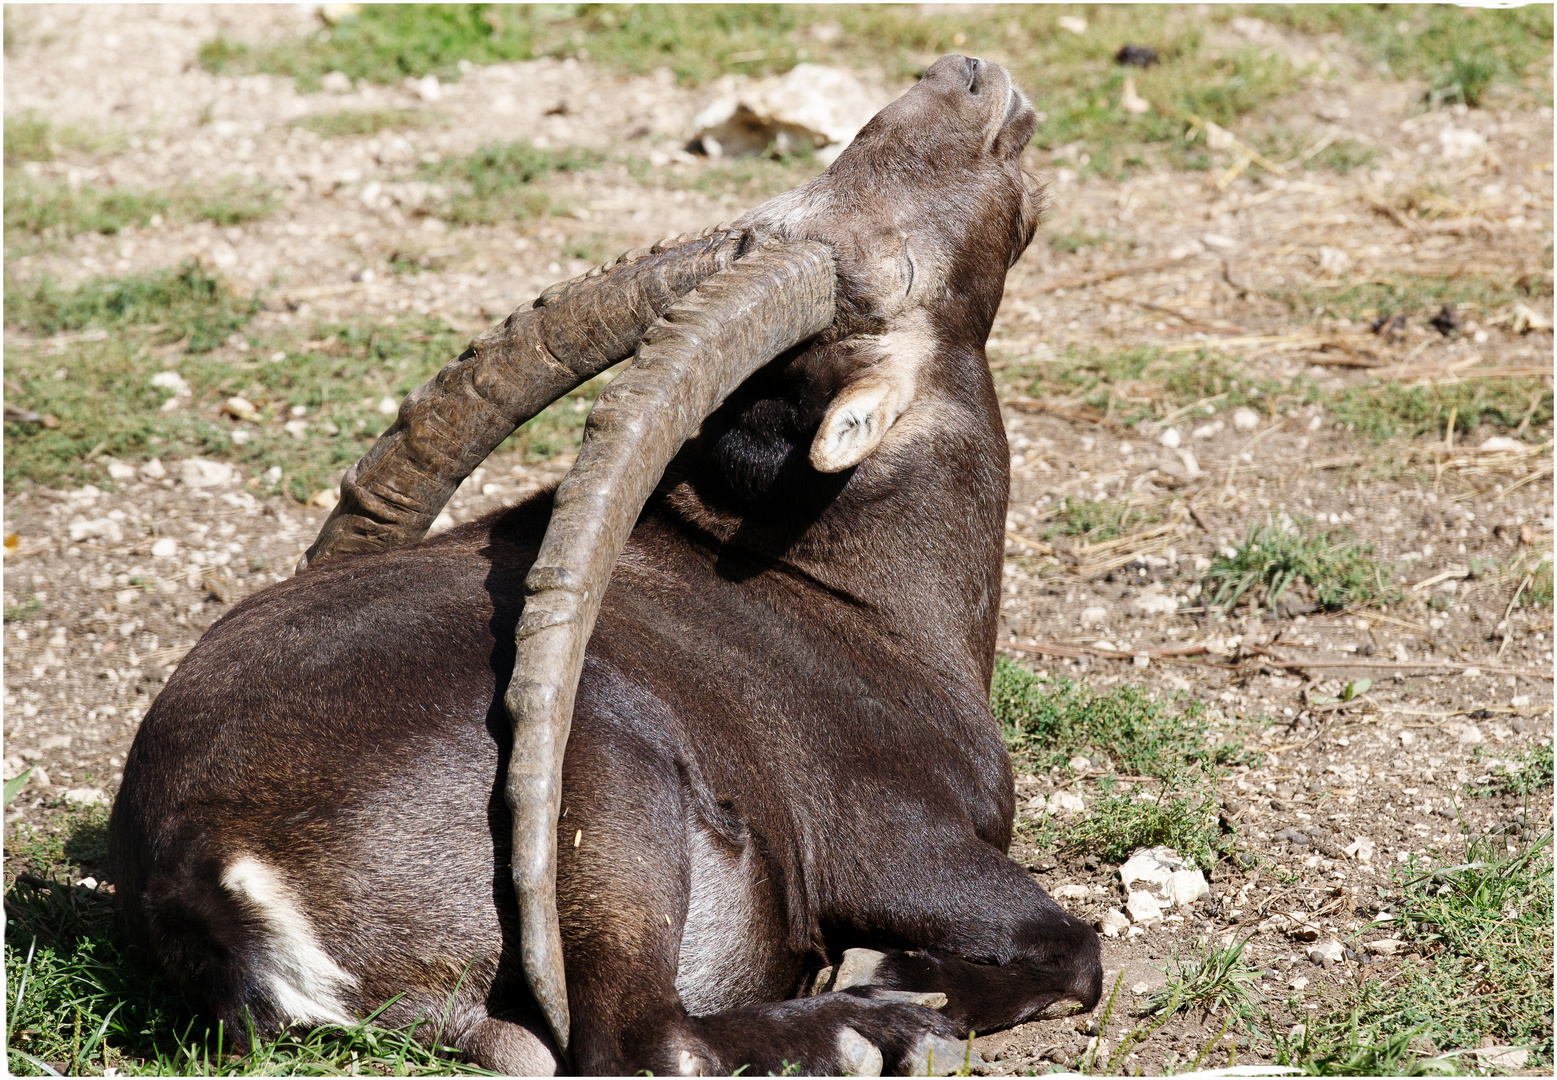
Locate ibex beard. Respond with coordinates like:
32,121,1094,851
109,55,1102,1077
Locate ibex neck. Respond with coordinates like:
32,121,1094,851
657,383,1008,689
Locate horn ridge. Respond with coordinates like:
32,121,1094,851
301,228,749,568
503,239,837,1053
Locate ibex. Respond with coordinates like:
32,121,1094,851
109,56,1102,1075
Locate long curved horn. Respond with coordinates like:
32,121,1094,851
505,240,836,1052
301,228,751,568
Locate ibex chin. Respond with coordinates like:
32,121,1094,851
109,55,1102,1076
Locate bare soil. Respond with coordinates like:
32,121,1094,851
4,6,1552,1075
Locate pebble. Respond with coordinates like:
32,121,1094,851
1126,890,1163,925
151,537,178,558
1079,605,1109,627
180,458,235,488
1158,427,1182,448
1308,939,1345,967
1097,909,1130,938
1364,938,1404,957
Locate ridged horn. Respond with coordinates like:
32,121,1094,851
301,227,751,569
504,240,837,1052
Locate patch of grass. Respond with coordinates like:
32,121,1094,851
1042,497,1161,544
1294,274,1527,326
1469,743,1555,799
5,263,258,352
4,176,169,241
1059,788,1223,871
1204,518,1395,614
2,302,596,495
1257,4,1554,107
1526,559,1555,608
3,593,42,622
1099,936,1262,1072
4,114,118,166
420,139,601,225
4,176,279,246
991,657,1252,781
1328,378,1552,443
199,4,535,91
5,806,489,1075
293,107,435,139
1281,828,1554,1073
1004,345,1308,428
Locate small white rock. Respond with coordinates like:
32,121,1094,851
1051,792,1086,817
139,457,167,480
63,786,106,805
1478,436,1524,452
1166,869,1209,909
1053,884,1091,901
68,518,123,543
378,396,399,416
106,460,137,480
1158,427,1182,448
151,537,178,558
1126,890,1163,925
1058,15,1088,33
1512,695,1531,708
1068,755,1091,772
180,458,234,488
150,370,190,396
320,69,353,94
1457,724,1484,746
1289,977,1309,992
1097,909,1130,938
1232,407,1260,432
1364,938,1403,957
1119,846,1190,892
1131,981,1151,995
1080,605,1109,627
415,74,442,103
1308,939,1345,966
1399,730,1415,746
1192,420,1224,440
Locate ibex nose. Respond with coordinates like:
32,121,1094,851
964,55,986,93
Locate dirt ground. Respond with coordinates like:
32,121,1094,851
3,5,1553,1076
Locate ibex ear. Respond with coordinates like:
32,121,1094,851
809,379,903,473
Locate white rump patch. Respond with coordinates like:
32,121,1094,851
220,856,358,1026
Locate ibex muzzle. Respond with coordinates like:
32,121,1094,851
111,56,1100,1076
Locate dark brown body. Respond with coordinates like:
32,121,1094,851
110,55,1103,1076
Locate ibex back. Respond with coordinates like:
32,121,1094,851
110,56,1102,1076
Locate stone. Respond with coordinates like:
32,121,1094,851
1052,884,1091,901
693,64,880,163
150,370,190,396
139,457,167,480
833,948,885,990
1478,436,1524,452
1471,1046,1529,1069
68,518,123,543
1343,837,1375,863
1286,917,1322,942
904,1034,983,1077
106,460,137,480
836,1027,884,1077
151,537,178,558
1068,755,1091,772
1158,427,1181,448
1308,939,1344,967
1126,890,1163,925
1232,407,1260,432
1457,724,1483,745
63,787,106,805
1050,791,1086,817
1079,605,1109,627
1119,846,1190,892
180,458,234,488
1364,938,1403,957
1133,584,1178,615
320,70,353,94
1166,869,1210,909
1097,909,1130,938
223,396,262,423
